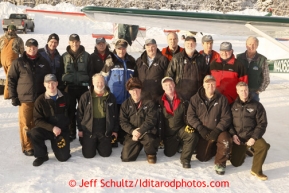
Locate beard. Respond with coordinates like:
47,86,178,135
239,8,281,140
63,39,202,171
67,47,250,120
94,85,105,93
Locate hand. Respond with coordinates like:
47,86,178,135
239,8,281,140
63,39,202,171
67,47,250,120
52,126,61,137
112,132,118,139
233,135,241,145
78,131,83,138
132,128,141,141
246,138,256,146
12,97,20,106
198,126,210,139
207,129,221,142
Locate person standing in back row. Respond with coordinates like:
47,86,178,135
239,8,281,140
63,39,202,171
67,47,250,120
161,32,184,61
237,36,270,101
62,34,90,142
0,25,24,99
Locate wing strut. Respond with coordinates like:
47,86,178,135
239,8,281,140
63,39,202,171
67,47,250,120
245,23,289,53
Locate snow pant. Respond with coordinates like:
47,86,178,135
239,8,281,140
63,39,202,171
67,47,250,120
67,85,88,138
27,127,71,161
18,102,34,152
230,138,270,174
250,91,260,102
163,128,199,163
82,117,112,158
117,104,126,144
121,133,159,162
3,62,11,99
196,131,232,166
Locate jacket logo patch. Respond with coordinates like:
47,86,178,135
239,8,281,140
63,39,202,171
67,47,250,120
228,68,234,71
214,102,218,106
253,66,259,70
153,63,158,66
129,106,132,108
59,103,66,107
108,103,113,106
247,108,254,113
39,64,45,68
184,59,187,64
234,108,238,111
143,106,147,110
115,65,121,68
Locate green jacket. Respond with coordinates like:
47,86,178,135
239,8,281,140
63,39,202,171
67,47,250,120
62,45,90,86
237,52,269,92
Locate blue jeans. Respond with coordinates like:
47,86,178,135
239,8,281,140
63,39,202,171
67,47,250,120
250,91,260,102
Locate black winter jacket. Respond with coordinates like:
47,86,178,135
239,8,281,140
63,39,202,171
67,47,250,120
120,97,158,136
187,87,232,133
166,50,208,101
8,52,51,102
134,49,169,100
77,87,119,137
33,90,74,132
89,47,113,78
229,97,267,142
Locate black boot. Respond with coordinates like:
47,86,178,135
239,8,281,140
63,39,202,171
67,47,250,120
33,155,49,166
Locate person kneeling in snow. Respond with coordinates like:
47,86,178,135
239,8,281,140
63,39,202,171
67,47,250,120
27,74,74,166
120,77,159,164
229,81,270,181
77,73,119,158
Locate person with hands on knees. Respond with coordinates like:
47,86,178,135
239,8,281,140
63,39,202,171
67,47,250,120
27,74,73,166
120,77,159,163
77,73,119,158
229,81,270,181
187,75,232,175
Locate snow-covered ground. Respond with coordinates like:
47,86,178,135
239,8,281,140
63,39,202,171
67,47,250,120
0,2,289,193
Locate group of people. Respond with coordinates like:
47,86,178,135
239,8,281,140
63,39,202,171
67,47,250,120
0,25,270,181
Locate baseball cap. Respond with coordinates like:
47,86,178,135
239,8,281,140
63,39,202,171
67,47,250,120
115,39,128,49
185,36,196,42
44,74,57,82
203,75,216,83
69,34,80,41
96,37,106,44
220,42,232,51
145,39,157,45
202,35,213,43
25,38,38,47
161,77,174,84
47,33,59,43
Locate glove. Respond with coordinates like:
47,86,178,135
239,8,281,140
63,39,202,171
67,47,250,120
198,126,210,139
12,97,20,106
185,125,195,133
55,136,66,148
207,129,221,142
246,138,256,146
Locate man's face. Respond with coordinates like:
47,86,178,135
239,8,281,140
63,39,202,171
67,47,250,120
47,39,59,51
162,80,175,95
26,46,38,56
8,29,15,36
69,40,80,52
96,42,107,53
246,38,258,55
184,40,196,54
129,88,142,102
116,47,127,59
44,81,58,95
203,80,216,95
145,43,157,58
167,33,178,49
219,50,233,60
202,41,213,54
92,76,105,93
237,86,249,101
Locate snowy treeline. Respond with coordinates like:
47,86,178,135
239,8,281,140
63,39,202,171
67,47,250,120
2,0,289,16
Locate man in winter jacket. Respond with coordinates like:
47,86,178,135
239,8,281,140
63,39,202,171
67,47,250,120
237,36,270,101
77,73,118,158
27,74,73,166
89,37,113,78
159,77,198,168
166,36,208,102
134,39,169,101
0,25,24,99
62,34,90,141
161,32,184,61
8,38,51,156
210,42,248,104
199,35,219,65
120,77,159,163
229,81,270,181
101,39,135,105
38,33,64,90
187,75,232,175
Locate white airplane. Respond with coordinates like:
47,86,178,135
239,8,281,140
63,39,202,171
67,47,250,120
80,6,289,73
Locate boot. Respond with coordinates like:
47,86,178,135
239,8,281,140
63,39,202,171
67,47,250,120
147,155,157,164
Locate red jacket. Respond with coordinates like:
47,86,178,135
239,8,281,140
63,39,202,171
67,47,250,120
210,54,248,104
199,50,220,65
162,46,184,61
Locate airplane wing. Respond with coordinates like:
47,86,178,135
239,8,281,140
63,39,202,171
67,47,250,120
81,6,289,38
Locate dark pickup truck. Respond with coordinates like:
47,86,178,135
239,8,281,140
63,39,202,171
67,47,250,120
2,13,35,33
